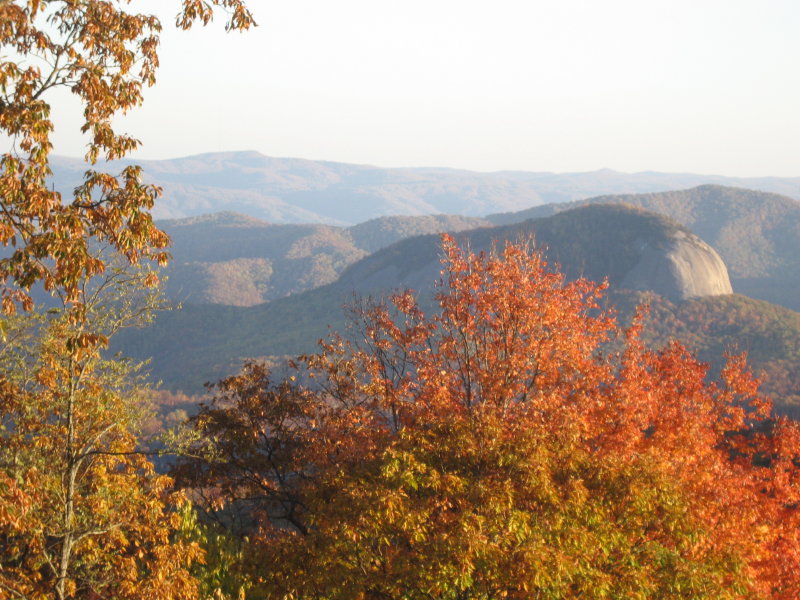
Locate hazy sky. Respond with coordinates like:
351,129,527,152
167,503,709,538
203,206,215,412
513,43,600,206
48,0,800,176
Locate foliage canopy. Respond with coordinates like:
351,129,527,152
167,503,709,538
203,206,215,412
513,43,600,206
176,235,800,599
0,267,202,600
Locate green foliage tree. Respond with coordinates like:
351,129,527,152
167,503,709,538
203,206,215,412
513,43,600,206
178,502,253,600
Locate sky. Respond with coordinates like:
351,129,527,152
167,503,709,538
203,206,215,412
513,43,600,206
47,0,800,176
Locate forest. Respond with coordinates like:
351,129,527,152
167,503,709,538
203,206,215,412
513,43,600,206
2,2,800,600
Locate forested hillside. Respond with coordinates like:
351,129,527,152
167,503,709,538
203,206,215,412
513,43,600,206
116,204,800,416
334,204,733,303
160,212,489,305
609,291,800,417
151,185,800,311
488,185,800,310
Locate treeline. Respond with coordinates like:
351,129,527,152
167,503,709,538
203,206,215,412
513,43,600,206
608,291,800,414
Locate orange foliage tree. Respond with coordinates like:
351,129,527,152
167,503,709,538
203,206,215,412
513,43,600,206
0,0,254,310
175,235,800,599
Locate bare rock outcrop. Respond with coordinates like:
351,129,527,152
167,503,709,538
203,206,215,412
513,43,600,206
338,204,735,304
622,230,733,300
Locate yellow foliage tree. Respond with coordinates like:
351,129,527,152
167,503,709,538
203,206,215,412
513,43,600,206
1,3,254,597
0,266,203,600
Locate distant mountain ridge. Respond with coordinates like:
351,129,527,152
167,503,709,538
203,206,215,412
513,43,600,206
153,185,800,312
50,152,800,225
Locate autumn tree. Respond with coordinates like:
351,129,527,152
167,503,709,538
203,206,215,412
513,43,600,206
0,0,254,311
0,264,211,600
1,3,253,596
176,235,800,599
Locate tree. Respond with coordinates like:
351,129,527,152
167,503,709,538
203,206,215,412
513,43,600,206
176,235,800,599
0,265,204,600
0,0,254,311
1,4,256,596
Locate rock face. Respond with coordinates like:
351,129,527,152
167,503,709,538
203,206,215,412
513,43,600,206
622,230,733,300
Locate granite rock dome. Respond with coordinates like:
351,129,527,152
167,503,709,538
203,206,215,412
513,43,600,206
622,230,732,300
338,204,733,303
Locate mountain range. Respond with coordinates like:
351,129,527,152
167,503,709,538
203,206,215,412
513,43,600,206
55,153,795,415
158,184,800,312
51,151,800,225
488,185,800,311
159,212,488,305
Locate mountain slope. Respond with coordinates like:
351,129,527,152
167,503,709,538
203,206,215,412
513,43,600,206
159,212,489,305
337,204,731,302
609,290,800,417
120,284,800,419
487,185,800,310
118,205,752,394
